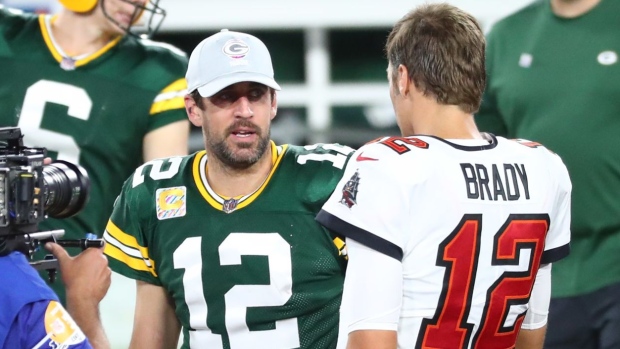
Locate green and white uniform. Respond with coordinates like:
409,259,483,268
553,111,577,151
0,7,188,240
104,142,353,349
476,0,620,299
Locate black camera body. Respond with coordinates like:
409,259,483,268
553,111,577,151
0,127,47,236
0,127,96,277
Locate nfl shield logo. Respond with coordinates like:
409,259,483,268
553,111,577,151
223,198,238,214
60,57,76,71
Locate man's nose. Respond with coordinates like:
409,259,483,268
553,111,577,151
233,96,253,118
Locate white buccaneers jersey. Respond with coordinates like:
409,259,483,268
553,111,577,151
317,134,571,349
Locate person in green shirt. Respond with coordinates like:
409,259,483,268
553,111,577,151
0,0,190,303
476,0,620,348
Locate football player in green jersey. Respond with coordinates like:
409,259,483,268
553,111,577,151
0,0,189,302
103,29,354,348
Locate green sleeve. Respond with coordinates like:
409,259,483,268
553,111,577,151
103,179,161,286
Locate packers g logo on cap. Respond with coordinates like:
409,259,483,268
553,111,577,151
223,39,250,59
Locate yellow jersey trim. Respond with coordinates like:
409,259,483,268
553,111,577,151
192,142,288,211
333,237,348,260
149,78,188,115
103,219,157,277
39,15,122,68
192,150,210,205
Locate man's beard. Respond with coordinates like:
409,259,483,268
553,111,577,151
207,122,271,170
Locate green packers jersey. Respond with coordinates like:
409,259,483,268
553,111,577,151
476,0,620,297
0,7,188,240
104,142,354,349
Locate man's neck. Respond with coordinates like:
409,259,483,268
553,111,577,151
205,147,274,198
52,10,116,57
550,0,601,18
405,96,482,140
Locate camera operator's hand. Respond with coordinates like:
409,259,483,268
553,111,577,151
45,242,111,349
45,242,111,304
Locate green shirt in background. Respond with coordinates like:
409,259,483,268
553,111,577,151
476,0,620,298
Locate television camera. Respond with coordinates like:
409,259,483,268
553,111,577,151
0,127,101,282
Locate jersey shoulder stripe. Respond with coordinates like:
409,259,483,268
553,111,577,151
103,219,157,277
150,78,187,115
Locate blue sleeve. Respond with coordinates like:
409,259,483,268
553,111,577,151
3,300,93,349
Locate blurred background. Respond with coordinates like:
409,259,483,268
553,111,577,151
2,0,535,347
3,0,537,152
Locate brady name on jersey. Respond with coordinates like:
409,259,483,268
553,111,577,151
460,162,530,201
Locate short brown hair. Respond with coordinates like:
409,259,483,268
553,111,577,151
190,89,205,109
385,3,486,113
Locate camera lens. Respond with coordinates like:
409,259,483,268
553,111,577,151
42,160,90,218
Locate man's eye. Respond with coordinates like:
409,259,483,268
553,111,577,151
249,89,265,100
217,93,232,101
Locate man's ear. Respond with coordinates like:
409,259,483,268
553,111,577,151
397,64,410,96
185,95,203,127
270,91,278,120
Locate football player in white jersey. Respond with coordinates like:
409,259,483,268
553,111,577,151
316,3,571,349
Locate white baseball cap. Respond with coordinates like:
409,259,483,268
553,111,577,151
186,29,281,97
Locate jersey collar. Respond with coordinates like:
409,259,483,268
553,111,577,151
39,14,122,69
427,132,499,151
192,141,288,213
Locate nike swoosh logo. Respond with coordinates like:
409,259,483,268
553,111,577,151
356,152,378,162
